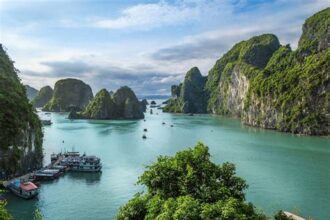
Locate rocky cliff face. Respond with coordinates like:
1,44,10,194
206,34,280,114
80,89,117,119
241,9,329,135
69,86,144,120
32,86,53,108
140,99,148,112
43,78,93,112
164,8,329,135
0,45,43,178
298,7,330,55
163,67,207,113
24,85,38,101
113,86,144,119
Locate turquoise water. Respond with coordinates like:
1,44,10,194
5,105,330,220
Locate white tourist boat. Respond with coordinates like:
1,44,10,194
59,153,102,172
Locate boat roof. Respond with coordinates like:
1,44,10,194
43,169,60,173
20,182,38,191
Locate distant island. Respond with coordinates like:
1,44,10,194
164,8,330,136
32,86,53,108
24,85,38,101
68,86,145,120
43,78,94,112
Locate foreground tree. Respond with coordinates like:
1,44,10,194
117,142,267,220
0,201,12,220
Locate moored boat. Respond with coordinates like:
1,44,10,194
59,153,102,172
35,169,61,181
8,180,38,199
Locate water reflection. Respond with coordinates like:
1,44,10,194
66,172,102,185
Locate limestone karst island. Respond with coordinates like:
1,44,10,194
0,1,329,220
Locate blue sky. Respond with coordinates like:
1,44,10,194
0,0,329,96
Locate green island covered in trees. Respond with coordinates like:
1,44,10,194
164,8,330,135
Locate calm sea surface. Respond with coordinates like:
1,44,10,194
5,103,330,220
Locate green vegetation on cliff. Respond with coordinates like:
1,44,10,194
43,78,93,112
163,67,207,113
81,89,117,119
0,44,43,177
117,142,266,220
205,34,280,114
32,86,53,108
164,8,329,135
298,7,330,54
69,86,144,120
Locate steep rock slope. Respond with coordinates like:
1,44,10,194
32,85,53,108
0,45,43,177
79,89,117,119
112,86,145,119
69,86,144,120
243,8,329,135
44,78,93,112
24,85,38,101
164,8,329,135
205,34,280,115
164,67,207,113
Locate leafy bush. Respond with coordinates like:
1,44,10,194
117,142,266,220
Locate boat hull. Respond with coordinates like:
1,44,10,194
8,187,38,199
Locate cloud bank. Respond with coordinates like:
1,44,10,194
0,0,329,96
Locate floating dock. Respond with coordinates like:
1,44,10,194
2,151,101,198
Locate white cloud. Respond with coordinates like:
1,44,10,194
92,0,233,30
93,2,197,30
2,0,330,95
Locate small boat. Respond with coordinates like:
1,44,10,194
142,134,147,139
170,125,174,127
8,180,38,199
162,122,166,125
41,119,52,125
143,128,147,132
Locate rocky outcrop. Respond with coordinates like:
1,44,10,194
32,86,53,108
69,86,144,120
140,99,148,112
113,86,144,119
206,34,280,114
298,7,330,54
79,89,117,119
43,78,93,112
181,67,207,113
24,85,38,101
0,44,43,178
171,84,181,99
164,67,207,113
164,8,329,135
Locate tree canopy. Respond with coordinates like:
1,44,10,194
117,142,267,220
